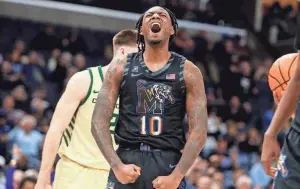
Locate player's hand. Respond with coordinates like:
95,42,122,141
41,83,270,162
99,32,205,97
152,175,181,189
261,133,281,178
112,163,141,184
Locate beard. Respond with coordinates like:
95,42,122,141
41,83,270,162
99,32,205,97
149,39,162,45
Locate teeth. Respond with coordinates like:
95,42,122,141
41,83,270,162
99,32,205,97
151,22,161,28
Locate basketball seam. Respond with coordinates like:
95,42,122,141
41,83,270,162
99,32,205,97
269,74,285,90
278,60,286,83
288,55,297,80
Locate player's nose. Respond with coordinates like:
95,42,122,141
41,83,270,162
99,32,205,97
151,13,160,20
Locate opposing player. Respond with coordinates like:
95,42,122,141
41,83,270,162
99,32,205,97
92,6,208,189
35,29,138,189
261,14,300,188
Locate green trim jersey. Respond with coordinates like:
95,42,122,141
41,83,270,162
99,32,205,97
58,66,119,170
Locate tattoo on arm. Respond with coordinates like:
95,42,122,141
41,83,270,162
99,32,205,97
175,61,208,177
91,56,125,169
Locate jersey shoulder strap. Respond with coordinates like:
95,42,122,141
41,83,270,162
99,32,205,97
79,66,103,106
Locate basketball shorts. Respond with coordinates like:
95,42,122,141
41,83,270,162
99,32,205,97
273,127,300,189
53,156,109,189
107,144,186,189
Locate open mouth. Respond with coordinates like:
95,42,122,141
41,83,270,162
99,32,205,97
151,22,161,33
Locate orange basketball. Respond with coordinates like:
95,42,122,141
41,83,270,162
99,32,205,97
268,53,298,103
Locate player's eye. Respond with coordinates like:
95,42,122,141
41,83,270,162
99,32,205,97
145,13,153,18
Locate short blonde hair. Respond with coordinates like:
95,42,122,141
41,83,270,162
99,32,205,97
113,29,137,49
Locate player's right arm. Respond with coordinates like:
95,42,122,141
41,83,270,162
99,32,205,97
91,55,140,184
36,71,89,188
262,14,300,177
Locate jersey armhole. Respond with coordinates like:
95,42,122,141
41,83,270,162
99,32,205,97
98,66,104,82
79,68,93,106
179,57,186,92
120,53,133,89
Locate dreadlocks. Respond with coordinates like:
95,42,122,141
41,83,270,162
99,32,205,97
135,7,178,52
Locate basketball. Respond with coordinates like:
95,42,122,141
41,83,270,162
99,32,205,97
268,53,298,103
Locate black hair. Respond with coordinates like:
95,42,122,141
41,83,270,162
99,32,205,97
135,7,178,52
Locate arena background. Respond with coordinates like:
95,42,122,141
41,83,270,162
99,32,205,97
0,0,298,188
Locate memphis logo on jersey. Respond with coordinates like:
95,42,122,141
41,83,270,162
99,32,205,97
136,80,175,114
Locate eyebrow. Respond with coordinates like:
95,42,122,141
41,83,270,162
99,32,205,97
146,10,168,15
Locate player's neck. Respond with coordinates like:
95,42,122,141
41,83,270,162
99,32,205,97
114,51,123,57
143,44,169,63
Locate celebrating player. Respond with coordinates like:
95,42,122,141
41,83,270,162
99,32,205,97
35,29,138,189
92,6,208,189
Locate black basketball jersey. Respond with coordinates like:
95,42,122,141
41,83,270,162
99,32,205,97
114,52,187,151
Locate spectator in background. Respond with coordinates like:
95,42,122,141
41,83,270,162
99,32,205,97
170,30,195,60
2,96,16,116
61,28,87,54
73,53,86,71
0,109,10,159
237,128,261,172
235,175,252,189
222,96,252,123
19,177,36,189
13,40,26,56
262,104,276,133
30,98,52,123
238,61,256,102
0,61,24,92
30,26,61,51
11,86,30,113
31,87,47,101
47,49,61,72
192,31,210,76
213,39,235,70
212,171,224,188
196,175,218,189
249,155,271,188
0,156,5,189
12,170,24,189
47,51,70,106
253,58,273,128
7,115,43,170
22,51,47,92
64,66,79,85
9,50,24,75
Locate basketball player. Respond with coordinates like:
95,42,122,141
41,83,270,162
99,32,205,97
35,29,138,189
261,14,300,188
92,6,208,189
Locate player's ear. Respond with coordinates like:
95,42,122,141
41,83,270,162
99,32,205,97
139,25,144,36
120,47,125,55
170,27,175,35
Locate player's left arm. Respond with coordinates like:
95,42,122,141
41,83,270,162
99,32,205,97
172,60,208,181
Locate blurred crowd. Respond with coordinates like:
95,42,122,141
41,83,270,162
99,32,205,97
174,29,278,189
55,0,247,28
0,1,290,188
262,1,298,44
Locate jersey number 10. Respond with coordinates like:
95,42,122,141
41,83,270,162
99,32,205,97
140,115,162,135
